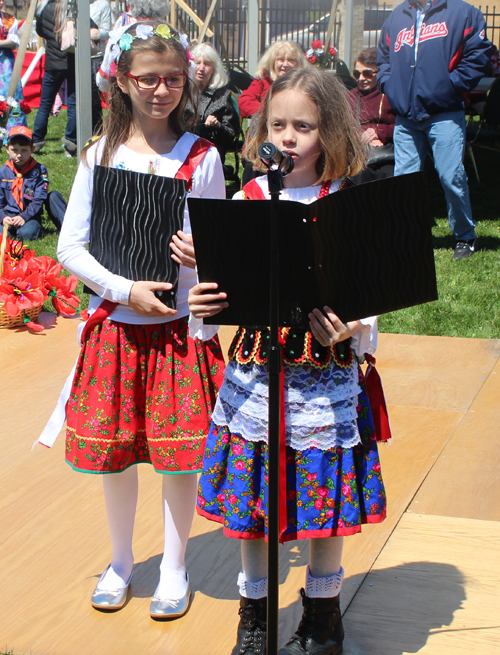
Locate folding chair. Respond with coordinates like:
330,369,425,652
466,77,500,183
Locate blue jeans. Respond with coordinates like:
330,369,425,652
3,217,42,240
33,68,76,143
394,111,476,242
46,190,67,231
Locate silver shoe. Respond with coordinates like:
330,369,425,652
150,574,192,620
91,565,133,610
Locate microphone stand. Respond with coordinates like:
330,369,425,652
265,163,285,655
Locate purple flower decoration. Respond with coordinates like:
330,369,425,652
135,24,154,40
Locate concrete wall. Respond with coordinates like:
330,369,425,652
338,0,366,69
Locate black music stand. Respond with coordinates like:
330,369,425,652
264,165,287,655
189,171,437,654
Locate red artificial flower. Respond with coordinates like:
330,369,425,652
1,240,81,329
0,269,45,316
30,255,63,291
1,255,29,281
50,273,81,316
329,46,338,56
3,237,35,273
0,100,8,115
309,54,317,64
20,100,32,115
26,320,44,332
311,39,323,50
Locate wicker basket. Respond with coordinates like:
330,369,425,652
0,224,44,328
0,302,43,328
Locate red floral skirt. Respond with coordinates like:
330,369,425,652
65,316,225,474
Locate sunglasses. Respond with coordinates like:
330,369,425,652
125,72,188,90
353,68,378,80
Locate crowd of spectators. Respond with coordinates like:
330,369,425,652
4,0,498,246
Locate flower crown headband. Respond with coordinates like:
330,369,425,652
96,22,193,92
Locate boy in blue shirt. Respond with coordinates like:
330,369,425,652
0,126,66,240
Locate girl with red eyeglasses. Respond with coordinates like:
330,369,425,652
47,21,226,620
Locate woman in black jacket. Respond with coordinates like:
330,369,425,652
189,43,239,164
33,0,76,155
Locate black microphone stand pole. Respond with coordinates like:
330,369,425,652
266,165,285,655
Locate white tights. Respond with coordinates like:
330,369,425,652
239,536,344,597
97,466,197,600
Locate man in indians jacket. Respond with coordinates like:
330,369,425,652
377,0,492,259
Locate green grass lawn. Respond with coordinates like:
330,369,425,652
16,109,500,339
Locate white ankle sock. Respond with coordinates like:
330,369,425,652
305,565,344,599
237,571,268,599
155,473,197,600
97,467,138,591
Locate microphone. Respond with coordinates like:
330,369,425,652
258,142,294,175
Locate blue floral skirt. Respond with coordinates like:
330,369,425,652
0,49,27,130
197,383,386,542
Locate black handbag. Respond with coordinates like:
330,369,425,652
366,142,395,166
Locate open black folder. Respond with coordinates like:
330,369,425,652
188,172,438,329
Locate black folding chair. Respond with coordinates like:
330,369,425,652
466,77,500,183
228,64,254,94
335,59,357,90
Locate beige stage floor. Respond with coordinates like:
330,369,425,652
1,316,499,654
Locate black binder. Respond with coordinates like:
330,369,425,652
85,166,186,308
189,172,438,328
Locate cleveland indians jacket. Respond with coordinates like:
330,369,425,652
377,0,492,121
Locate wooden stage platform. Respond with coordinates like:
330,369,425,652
1,315,499,654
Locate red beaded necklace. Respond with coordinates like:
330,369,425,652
318,179,332,198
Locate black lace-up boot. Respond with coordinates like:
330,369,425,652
278,589,344,655
233,595,267,655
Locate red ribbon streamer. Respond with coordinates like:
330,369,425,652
364,353,392,443
80,299,118,342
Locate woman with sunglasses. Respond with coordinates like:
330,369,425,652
348,48,396,183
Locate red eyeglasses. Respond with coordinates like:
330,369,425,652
125,72,188,90
353,68,378,80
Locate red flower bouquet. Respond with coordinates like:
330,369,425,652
0,231,81,331
20,100,32,115
306,40,338,69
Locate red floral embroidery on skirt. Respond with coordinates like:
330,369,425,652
65,316,225,474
